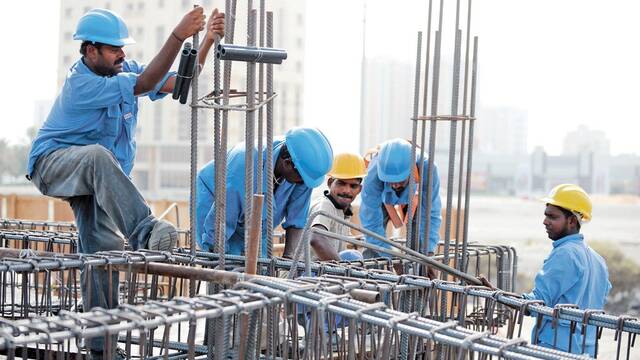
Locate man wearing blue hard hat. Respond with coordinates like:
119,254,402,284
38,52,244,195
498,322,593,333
26,6,224,359
359,138,442,276
196,127,334,259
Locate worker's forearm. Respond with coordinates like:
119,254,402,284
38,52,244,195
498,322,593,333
282,228,303,259
134,35,183,95
198,37,215,69
310,234,340,261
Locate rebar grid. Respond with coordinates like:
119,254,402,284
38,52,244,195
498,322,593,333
0,242,636,341
0,274,603,360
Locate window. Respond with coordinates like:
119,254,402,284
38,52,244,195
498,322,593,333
160,146,190,163
161,170,190,188
154,103,162,141
132,170,149,190
156,26,165,49
138,2,145,11
64,8,72,18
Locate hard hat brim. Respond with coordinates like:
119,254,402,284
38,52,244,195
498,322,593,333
73,34,136,46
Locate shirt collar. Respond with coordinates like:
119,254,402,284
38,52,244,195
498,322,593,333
323,190,353,217
552,233,584,248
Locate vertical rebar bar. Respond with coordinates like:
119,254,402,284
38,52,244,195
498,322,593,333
244,2,257,270
189,20,200,302
461,36,478,280
417,0,434,259
442,28,462,271
265,10,276,360
406,31,422,253
256,0,266,259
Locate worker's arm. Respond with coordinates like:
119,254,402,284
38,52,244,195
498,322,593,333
418,161,442,254
310,224,341,261
282,227,303,259
159,9,225,93
523,248,582,305
280,184,312,258
359,165,389,256
134,7,207,95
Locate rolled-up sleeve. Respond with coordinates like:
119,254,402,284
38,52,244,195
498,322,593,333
360,166,389,256
282,185,312,229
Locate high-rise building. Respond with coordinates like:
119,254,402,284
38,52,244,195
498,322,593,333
57,0,306,199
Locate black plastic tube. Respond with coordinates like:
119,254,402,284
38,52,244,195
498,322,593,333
178,47,198,104
216,43,287,64
172,42,193,100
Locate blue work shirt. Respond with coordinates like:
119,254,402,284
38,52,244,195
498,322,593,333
27,58,172,177
523,233,611,356
359,156,442,256
197,138,312,257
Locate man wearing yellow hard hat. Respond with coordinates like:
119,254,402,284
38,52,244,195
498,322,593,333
308,153,367,261
523,184,611,356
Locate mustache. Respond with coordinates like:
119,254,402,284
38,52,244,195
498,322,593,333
336,193,353,199
114,58,125,65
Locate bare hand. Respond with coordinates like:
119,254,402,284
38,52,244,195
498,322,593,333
206,8,225,42
426,265,437,280
174,6,206,41
477,274,496,290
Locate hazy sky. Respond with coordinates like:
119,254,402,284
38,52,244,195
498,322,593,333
1,0,638,156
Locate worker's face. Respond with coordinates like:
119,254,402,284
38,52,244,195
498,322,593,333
543,204,573,240
389,178,410,192
328,178,362,208
88,44,126,76
283,158,303,184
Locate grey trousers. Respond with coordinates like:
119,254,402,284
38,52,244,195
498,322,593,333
30,144,157,352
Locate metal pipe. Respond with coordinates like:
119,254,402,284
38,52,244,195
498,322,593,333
215,44,287,64
245,194,264,275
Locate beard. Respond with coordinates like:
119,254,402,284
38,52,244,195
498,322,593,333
94,58,124,77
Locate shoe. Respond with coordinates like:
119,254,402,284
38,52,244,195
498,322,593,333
89,347,127,360
146,220,177,251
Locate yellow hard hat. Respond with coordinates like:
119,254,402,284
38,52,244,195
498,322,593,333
328,153,368,179
540,184,592,222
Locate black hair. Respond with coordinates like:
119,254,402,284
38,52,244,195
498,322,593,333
79,41,105,56
279,144,291,160
559,206,581,231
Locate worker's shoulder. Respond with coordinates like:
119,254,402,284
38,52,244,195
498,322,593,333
310,195,334,213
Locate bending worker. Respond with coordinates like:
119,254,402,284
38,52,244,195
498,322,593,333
359,138,442,273
524,184,611,356
308,153,367,261
196,127,333,258
26,7,224,359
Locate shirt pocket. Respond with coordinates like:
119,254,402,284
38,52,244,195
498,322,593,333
104,104,121,137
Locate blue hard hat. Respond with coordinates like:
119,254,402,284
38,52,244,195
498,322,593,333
73,8,135,46
377,138,412,183
339,249,364,262
285,127,333,188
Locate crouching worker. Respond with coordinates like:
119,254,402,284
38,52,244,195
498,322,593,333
359,138,442,277
196,127,333,259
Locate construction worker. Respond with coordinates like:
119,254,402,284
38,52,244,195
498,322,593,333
196,127,333,259
25,7,224,359
308,153,367,261
359,138,442,274
524,184,611,356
